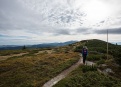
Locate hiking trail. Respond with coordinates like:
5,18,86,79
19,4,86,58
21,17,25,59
0,53,28,61
42,56,95,87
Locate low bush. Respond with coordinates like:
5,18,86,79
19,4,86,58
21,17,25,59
81,65,97,73
0,50,27,56
87,54,101,61
97,59,105,65
0,52,80,87
54,66,121,87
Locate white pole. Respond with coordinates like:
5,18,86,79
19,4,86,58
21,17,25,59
107,29,108,60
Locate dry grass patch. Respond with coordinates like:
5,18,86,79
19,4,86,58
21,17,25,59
0,52,79,87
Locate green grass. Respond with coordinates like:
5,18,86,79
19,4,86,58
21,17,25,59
97,59,105,65
0,50,27,56
81,64,97,73
1,39,121,87
0,52,80,87
54,65,121,87
0,48,45,56
87,53,106,61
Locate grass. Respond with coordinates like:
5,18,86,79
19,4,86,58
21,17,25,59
1,39,121,87
87,53,105,61
54,65,121,87
52,39,121,87
0,48,46,56
0,50,27,56
86,53,113,63
97,59,105,65
0,52,80,87
81,64,97,73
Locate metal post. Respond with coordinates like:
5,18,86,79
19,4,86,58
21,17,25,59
107,29,108,60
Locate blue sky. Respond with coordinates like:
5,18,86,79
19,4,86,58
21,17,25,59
0,0,121,45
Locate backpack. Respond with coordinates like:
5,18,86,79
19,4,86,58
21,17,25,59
83,49,87,55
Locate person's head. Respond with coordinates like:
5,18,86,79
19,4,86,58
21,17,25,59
83,46,87,49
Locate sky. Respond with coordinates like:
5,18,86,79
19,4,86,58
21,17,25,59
0,0,121,45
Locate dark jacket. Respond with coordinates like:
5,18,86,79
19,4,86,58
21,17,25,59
82,48,88,56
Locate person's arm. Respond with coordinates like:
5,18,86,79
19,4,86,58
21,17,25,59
87,49,88,56
82,49,83,56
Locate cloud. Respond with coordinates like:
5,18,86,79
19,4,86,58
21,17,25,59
0,0,121,45
94,28,121,34
53,29,71,35
76,28,91,34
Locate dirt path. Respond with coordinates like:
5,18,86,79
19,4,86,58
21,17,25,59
42,57,95,87
35,50,53,55
42,57,82,87
0,53,28,61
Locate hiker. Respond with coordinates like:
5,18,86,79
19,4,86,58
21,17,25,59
82,46,88,64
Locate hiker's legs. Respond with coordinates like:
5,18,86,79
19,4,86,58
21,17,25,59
83,55,86,64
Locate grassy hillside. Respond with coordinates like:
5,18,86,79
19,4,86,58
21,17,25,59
0,48,50,56
0,51,80,87
0,39,121,87
54,39,121,87
53,39,121,79
72,39,121,65
54,65,121,87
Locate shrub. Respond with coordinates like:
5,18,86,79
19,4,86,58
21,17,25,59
81,65,97,73
87,54,101,61
97,59,105,65
0,52,80,87
54,66,121,87
74,46,83,52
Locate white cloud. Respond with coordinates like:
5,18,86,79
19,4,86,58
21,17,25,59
0,0,121,45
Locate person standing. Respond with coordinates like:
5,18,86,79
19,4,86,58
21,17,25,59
82,46,88,64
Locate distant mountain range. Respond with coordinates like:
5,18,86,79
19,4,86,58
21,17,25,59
117,42,121,45
0,41,77,50
0,40,120,50
111,42,121,45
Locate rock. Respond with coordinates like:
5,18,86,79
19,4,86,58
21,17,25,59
101,64,107,67
103,68,114,74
